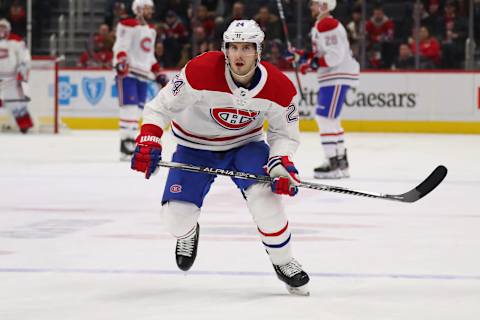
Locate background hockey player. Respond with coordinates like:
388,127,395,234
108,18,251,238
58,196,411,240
0,18,33,134
131,20,310,295
113,0,168,160
288,0,359,179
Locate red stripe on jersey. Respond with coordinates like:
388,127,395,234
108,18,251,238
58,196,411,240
316,17,339,33
119,18,139,27
184,51,231,93
255,62,297,108
171,121,263,141
7,33,23,42
258,222,289,237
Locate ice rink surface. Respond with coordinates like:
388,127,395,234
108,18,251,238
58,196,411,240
0,130,479,320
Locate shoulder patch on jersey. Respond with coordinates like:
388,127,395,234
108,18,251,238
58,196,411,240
316,17,339,33
7,33,23,42
255,62,297,108
119,18,139,27
185,51,230,93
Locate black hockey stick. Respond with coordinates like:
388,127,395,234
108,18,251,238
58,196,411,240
275,0,306,101
157,161,447,203
3,97,31,103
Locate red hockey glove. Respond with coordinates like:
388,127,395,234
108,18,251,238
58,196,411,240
131,124,163,179
299,58,318,74
266,156,300,196
284,47,305,66
151,63,168,87
115,52,129,77
299,56,328,74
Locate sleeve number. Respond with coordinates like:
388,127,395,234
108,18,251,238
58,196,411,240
325,35,338,46
286,104,299,123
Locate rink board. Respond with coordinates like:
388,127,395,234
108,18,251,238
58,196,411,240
35,69,480,133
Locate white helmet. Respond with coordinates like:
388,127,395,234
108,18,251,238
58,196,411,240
0,18,11,31
222,20,265,59
0,18,11,39
312,0,337,12
131,0,154,15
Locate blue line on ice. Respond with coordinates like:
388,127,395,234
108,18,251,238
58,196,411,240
1,268,479,281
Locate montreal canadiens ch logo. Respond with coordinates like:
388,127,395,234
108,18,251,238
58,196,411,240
210,108,260,130
170,184,182,193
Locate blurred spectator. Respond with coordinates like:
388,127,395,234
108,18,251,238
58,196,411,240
97,23,115,50
439,0,467,68
164,10,189,40
154,42,166,67
254,5,283,42
154,0,190,24
263,40,291,70
192,25,211,56
393,43,415,69
346,5,362,61
400,2,431,42
224,1,246,27
8,0,26,36
78,35,113,68
423,0,443,38
409,25,441,68
105,1,132,28
366,4,396,68
162,10,189,67
191,4,215,40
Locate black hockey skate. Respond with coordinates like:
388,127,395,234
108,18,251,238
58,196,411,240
338,150,350,178
120,138,136,161
273,258,310,296
313,156,341,179
175,223,200,271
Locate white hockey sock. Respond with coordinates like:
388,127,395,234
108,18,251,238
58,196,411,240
316,116,338,159
119,104,140,140
161,201,200,238
245,183,292,265
336,131,346,157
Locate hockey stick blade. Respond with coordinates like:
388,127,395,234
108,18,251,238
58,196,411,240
157,161,447,203
387,165,448,203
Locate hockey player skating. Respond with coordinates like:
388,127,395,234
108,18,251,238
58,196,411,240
0,18,33,133
289,0,359,179
131,20,310,295
113,0,167,160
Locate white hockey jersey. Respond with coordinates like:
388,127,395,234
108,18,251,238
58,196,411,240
310,16,360,87
0,33,30,80
113,18,157,78
143,51,300,157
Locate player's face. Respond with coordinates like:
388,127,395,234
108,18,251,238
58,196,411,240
0,26,8,39
141,5,154,20
310,1,321,18
226,42,257,76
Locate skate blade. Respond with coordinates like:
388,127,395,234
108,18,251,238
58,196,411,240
286,284,310,296
313,170,342,179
